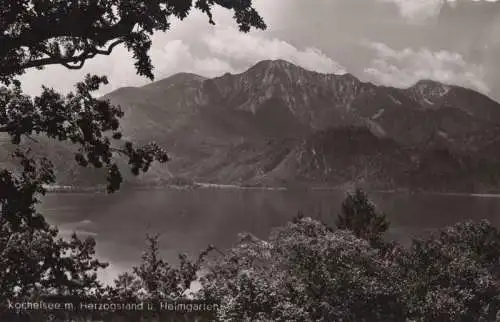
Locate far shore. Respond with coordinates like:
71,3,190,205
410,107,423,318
42,183,500,198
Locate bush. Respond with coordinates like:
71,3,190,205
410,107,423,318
198,218,405,321
400,220,500,321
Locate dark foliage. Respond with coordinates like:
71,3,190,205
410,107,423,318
0,1,266,321
0,0,266,83
336,188,390,243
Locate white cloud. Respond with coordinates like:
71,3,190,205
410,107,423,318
150,39,236,78
364,42,490,93
203,28,347,75
15,0,287,97
382,0,443,22
379,0,500,23
17,39,236,97
18,27,345,97
19,25,346,97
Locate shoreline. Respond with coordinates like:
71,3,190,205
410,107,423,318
42,183,500,197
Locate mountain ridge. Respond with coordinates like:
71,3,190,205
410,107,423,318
4,59,500,192
101,59,500,192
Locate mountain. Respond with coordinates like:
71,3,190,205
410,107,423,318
258,127,409,189
4,59,500,192
0,134,108,187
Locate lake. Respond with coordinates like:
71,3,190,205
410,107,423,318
38,187,500,284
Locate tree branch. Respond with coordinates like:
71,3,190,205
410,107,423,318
93,39,124,55
0,16,135,56
1,39,125,75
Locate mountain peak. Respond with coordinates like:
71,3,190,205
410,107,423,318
141,72,206,91
246,59,301,74
410,79,453,94
408,79,451,105
168,72,206,81
242,59,353,84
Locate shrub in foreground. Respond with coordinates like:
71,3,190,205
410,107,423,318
199,218,406,321
198,217,500,322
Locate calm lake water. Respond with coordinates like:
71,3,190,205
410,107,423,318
38,187,500,284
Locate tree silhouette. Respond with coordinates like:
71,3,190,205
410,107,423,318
336,188,390,243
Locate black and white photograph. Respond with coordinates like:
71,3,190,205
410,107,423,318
2,0,500,321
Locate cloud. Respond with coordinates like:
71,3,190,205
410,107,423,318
17,39,235,97
379,0,500,23
16,0,288,97
203,28,347,75
106,27,346,88
381,0,443,22
150,39,236,78
18,26,345,97
363,42,489,93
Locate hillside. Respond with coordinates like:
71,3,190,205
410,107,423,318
4,59,500,192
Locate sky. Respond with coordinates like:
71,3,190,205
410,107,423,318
19,0,500,101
